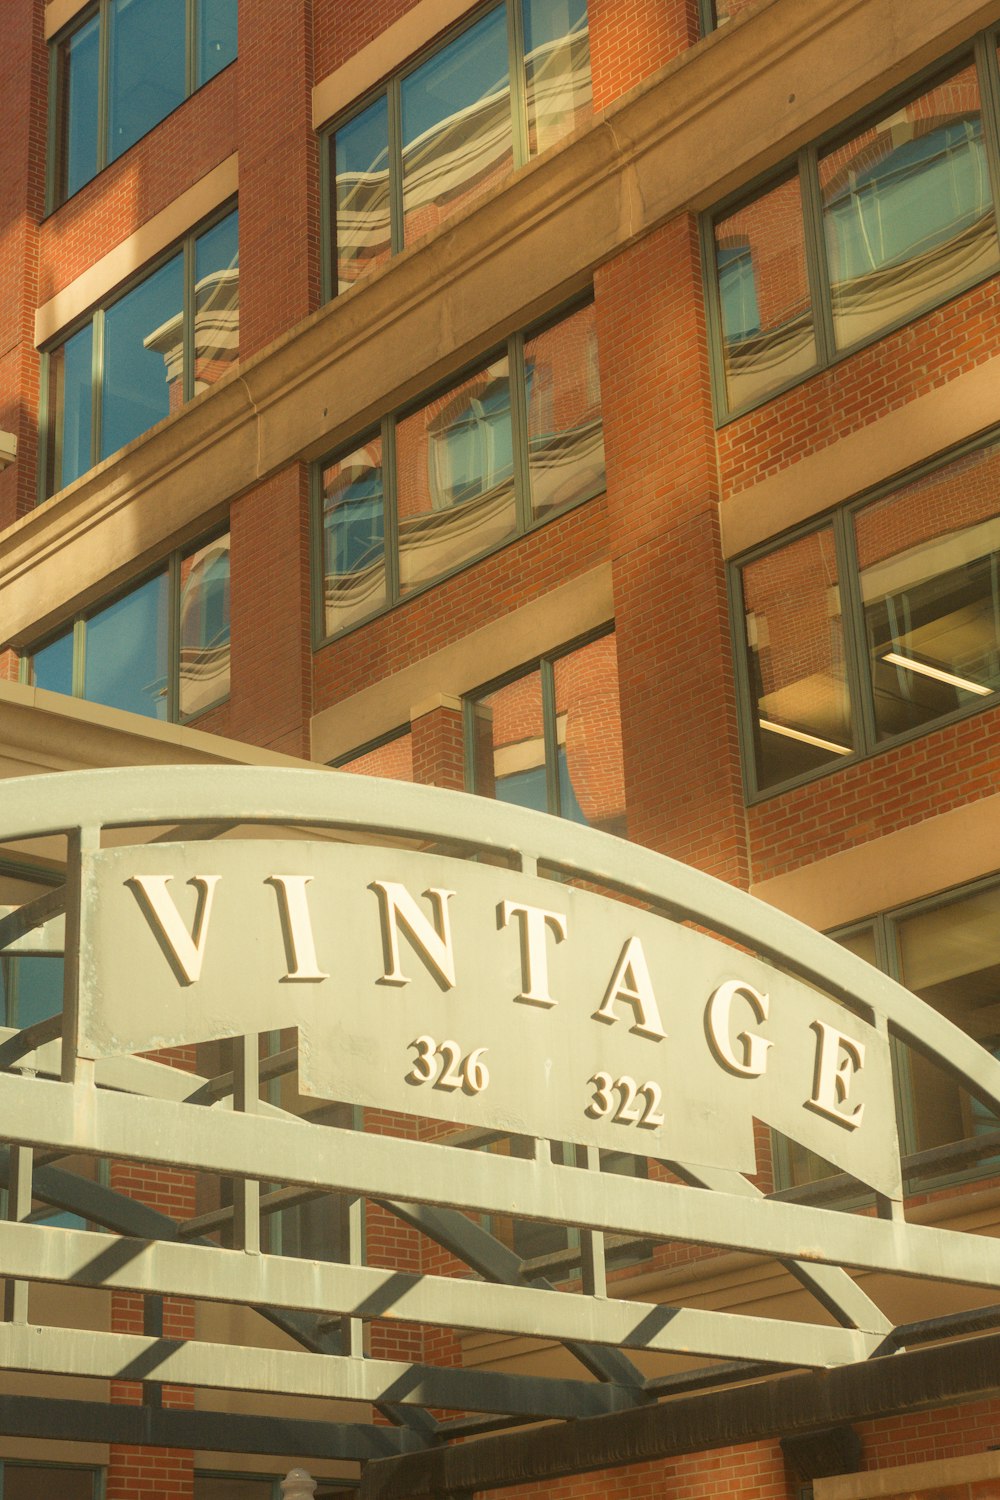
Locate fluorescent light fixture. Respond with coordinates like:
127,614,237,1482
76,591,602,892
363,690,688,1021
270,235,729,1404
882,652,993,697
759,719,852,756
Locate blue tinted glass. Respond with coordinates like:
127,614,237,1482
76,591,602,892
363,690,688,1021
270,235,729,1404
401,7,512,243
556,743,587,823
322,442,387,635
334,96,392,293
32,630,75,696
496,764,549,813
194,210,239,393
198,0,238,84
108,0,186,161
1,955,65,1028
101,253,184,458
84,573,169,718
57,11,100,199
49,323,94,494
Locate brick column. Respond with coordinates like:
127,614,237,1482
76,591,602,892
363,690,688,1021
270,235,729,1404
228,465,313,756
588,0,699,112
0,0,45,530
410,697,466,790
595,215,748,886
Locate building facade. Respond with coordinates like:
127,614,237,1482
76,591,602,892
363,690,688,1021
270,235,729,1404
1,0,1000,1495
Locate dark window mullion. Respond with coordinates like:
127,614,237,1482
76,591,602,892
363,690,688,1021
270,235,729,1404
318,130,334,304
726,558,762,802
507,0,529,168
97,0,111,174
699,210,731,425
387,79,405,256
507,330,531,532
186,0,197,97
540,656,560,816
44,41,60,215
833,505,875,756
182,233,195,404
974,30,1000,240
383,416,400,604
798,144,836,368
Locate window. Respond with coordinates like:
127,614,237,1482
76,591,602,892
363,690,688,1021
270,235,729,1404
699,0,762,32
42,208,238,499
324,0,592,296
49,0,237,207
315,298,604,639
733,434,1000,797
28,532,230,723
466,629,626,835
706,44,1000,417
0,1462,101,1498
779,880,1000,1194
335,728,415,780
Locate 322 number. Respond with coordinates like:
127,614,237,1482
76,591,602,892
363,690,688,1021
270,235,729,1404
585,1072,664,1128
407,1036,490,1095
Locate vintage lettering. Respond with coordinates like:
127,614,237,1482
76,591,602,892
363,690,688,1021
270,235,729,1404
267,875,329,981
807,1020,866,1130
705,981,772,1078
370,881,457,990
592,936,667,1041
499,900,567,1007
127,873,221,986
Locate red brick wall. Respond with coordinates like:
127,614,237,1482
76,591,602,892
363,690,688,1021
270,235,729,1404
589,0,700,111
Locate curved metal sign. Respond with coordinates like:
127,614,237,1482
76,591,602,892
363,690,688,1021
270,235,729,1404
81,838,900,1194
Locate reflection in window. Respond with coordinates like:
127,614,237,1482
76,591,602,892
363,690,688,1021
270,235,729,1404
27,533,229,724
468,631,626,835
326,0,591,295
712,174,817,412
1,1462,100,1499
1,954,65,1030
179,536,231,719
820,65,997,350
43,210,238,498
741,527,853,791
49,0,237,206
321,441,387,636
316,300,604,634
735,434,1000,796
857,445,1000,741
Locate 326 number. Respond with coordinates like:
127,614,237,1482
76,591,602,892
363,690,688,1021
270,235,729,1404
407,1036,490,1095
585,1072,664,1128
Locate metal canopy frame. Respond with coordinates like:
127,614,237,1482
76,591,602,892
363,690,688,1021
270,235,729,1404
0,766,999,1474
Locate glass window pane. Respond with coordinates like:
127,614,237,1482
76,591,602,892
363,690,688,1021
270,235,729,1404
396,357,517,594
741,528,853,790
108,0,186,161
552,635,625,834
47,323,94,495
339,732,413,780
198,0,238,85
896,885,1000,1156
321,439,387,634
820,62,998,351
522,0,592,157
401,7,512,245
710,0,760,24
855,440,1000,741
332,96,392,294
472,670,547,811
194,210,239,393
102,252,184,458
83,572,170,718
54,11,100,200
179,535,230,719
31,629,75,696
3,1465,96,1499
713,173,817,411
1,954,65,1029
525,302,604,520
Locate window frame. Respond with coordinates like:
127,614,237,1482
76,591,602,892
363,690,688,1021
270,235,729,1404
462,622,615,818
729,427,1000,803
46,0,237,213
23,527,231,725
311,294,604,647
702,30,1000,424
318,0,589,302
37,201,238,503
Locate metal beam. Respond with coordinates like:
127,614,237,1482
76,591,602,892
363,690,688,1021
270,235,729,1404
0,1324,639,1419
0,1393,416,1460
2,1074,998,1291
0,889,66,953
0,1217,883,1368
358,1329,1000,1500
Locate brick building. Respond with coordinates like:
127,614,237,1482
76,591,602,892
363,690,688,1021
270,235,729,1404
1,0,1000,1495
